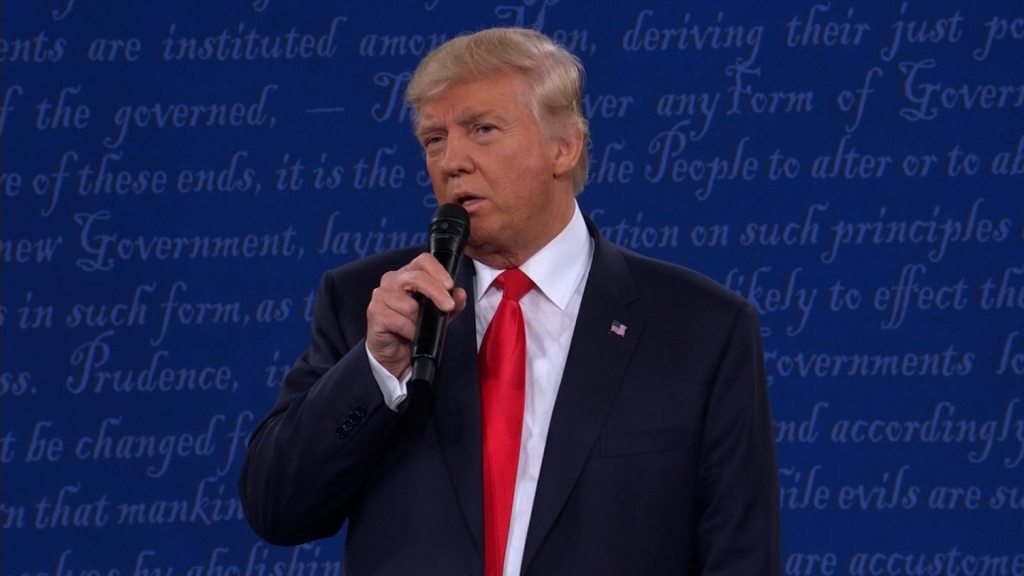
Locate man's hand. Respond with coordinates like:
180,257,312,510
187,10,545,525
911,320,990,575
366,253,468,378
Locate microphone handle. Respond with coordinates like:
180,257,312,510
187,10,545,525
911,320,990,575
409,245,462,387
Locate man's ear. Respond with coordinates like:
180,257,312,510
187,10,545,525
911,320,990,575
552,126,584,179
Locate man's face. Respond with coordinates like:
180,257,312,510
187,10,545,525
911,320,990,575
416,72,577,269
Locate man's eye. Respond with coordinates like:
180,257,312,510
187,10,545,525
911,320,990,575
477,125,495,134
423,135,444,147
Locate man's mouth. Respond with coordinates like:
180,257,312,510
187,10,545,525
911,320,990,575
454,194,482,207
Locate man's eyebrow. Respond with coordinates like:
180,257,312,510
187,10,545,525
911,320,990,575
454,109,507,126
414,122,438,140
414,109,508,140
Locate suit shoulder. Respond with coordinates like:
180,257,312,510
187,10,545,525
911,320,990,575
620,250,751,317
312,246,427,314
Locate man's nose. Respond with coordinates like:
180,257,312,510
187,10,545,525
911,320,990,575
440,133,473,176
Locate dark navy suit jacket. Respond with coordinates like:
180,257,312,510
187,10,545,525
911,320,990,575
239,218,781,575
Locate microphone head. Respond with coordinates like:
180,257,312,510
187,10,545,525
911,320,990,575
429,203,470,254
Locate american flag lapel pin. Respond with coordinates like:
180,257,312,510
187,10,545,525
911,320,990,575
609,320,627,337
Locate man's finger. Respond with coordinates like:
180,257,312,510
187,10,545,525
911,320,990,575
410,253,455,291
381,268,455,312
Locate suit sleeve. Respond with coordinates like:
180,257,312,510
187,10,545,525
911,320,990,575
237,271,406,546
697,301,782,576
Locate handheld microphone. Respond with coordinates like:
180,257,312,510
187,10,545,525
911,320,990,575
410,203,470,387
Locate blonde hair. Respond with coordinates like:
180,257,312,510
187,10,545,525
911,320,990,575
406,27,590,194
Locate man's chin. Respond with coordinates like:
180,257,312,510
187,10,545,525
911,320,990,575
464,237,498,262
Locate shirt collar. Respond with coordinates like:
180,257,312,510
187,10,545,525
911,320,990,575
473,202,590,311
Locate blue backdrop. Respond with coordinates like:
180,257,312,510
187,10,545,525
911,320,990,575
2,0,1022,574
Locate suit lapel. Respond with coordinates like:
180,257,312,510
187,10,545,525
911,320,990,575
432,256,484,555
521,222,643,571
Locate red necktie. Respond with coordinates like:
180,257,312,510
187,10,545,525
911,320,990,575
479,268,532,576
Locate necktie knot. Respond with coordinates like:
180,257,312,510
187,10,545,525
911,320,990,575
494,268,532,303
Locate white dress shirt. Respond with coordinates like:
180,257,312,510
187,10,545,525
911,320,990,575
368,203,593,576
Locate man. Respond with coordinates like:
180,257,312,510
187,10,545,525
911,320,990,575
239,27,780,575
